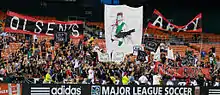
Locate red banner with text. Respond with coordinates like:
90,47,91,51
148,9,202,33
4,11,84,39
154,62,211,80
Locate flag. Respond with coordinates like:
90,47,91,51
133,45,144,55
137,50,147,61
166,48,174,60
144,39,160,52
105,5,143,55
153,47,161,61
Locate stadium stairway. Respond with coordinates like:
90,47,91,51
190,43,220,59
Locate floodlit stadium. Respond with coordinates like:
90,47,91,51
0,0,219,95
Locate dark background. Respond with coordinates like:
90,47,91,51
0,0,219,34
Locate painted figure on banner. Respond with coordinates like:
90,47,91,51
105,5,143,56
111,12,135,47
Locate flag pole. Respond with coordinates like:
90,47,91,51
199,33,203,62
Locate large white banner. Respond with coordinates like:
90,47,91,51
105,5,143,55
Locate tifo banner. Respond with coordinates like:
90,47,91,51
148,9,202,32
4,11,84,38
112,52,125,63
105,5,143,55
0,83,22,95
154,62,211,80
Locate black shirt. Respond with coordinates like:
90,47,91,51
57,72,64,82
0,40,3,50
211,47,216,53
161,57,166,64
209,51,213,57
34,43,38,48
42,46,46,53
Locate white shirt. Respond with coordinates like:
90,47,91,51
33,35,38,40
216,62,220,70
194,58,198,67
0,32,7,36
210,57,214,61
93,45,99,52
145,56,149,62
99,31,103,38
88,69,94,80
138,75,148,83
0,68,5,75
82,80,87,84
115,80,120,85
74,59,79,68
153,74,161,85
86,52,90,56
102,80,107,85
214,82,219,87
135,81,140,85
150,65,155,69
136,61,140,65
12,36,16,41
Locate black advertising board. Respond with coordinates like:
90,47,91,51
22,84,199,95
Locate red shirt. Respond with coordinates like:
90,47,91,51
186,77,190,86
66,70,72,77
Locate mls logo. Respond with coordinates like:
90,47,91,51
91,85,101,95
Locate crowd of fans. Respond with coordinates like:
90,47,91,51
0,31,220,87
